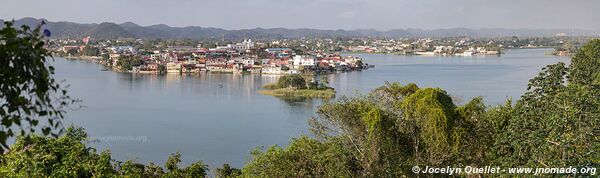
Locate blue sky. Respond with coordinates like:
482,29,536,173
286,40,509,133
1,0,598,30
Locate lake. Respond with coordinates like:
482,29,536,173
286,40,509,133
53,48,569,169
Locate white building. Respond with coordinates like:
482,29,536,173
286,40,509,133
292,55,316,68
242,59,256,66
166,62,181,73
227,39,255,52
108,46,136,55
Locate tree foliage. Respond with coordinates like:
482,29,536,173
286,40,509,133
215,164,241,178
491,40,600,168
242,136,357,177
116,55,143,71
0,127,208,177
244,40,600,177
82,46,101,56
0,21,77,150
276,74,307,89
569,39,600,86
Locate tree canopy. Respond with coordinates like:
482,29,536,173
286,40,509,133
0,21,77,150
276,74,307,89
244,39,600,177
0,127,208,177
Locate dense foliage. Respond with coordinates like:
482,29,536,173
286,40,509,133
0,127,208,177
0,21,76,150
244,40,600,177
115,55,143,71
215,164,241,178
276,74,307,89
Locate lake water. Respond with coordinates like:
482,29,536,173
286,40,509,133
53,48,569,169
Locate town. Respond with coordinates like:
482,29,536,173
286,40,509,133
52,38,373,75
48,35,589,75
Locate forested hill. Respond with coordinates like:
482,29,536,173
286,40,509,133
1,17,599,40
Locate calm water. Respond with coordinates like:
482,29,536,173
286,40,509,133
52,48,568,168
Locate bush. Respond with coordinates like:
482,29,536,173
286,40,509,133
277,74,307,89
0,127,208,177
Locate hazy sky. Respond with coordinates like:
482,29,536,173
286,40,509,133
1,0,599,30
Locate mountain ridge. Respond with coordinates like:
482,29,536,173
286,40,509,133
1,17,598,40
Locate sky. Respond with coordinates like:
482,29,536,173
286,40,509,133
1,0,599,30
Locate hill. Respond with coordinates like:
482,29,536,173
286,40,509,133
1,17,598,40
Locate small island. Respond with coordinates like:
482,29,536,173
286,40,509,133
259,74,336,99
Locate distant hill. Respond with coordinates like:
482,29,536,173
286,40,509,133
84,22,134,39
1,17,598,40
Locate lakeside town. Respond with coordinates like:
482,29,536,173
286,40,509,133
52,38,372,75
48,35,590,75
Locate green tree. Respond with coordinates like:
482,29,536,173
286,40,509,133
82,46,101,56
158,64,167,74
277,74,307,89
165,152,181,172
304,82,486,177
491,42,600,169
215,164,241,178
161,152,208,177
569,39,600,86
0,127,210,177
116,55,144,70
0,21,76,150
243,136,357,177
0,127,107,177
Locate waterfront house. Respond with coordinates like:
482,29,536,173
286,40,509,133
262,64,286,74
166,62,181,73
135,63,159,74
414,51,436,56
181,64,200,73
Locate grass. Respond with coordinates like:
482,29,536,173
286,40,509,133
259,88,336,99
262,83,280,90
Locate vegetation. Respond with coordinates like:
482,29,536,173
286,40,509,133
215,164,242,178
0,21,77,150
552,40,579,56
260,74,336,99
276,74,307,89
246,40,600,177
82,46,101,56
115,55,143,71
258,88,336,99
0,127,208,177
1,22,598,177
